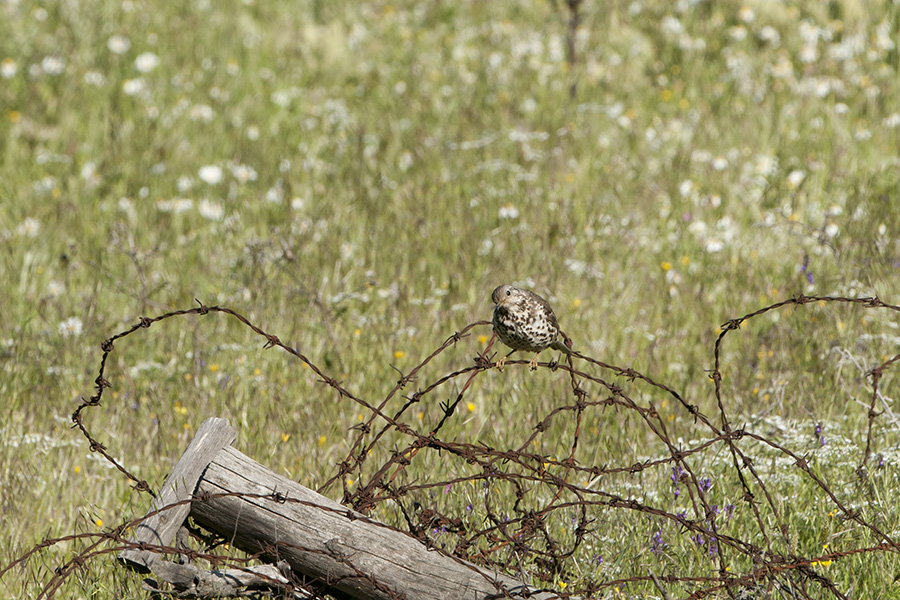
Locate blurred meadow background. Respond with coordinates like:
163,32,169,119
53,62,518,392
2,0,900,597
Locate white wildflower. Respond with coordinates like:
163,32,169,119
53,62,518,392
498,203,519,219
41,56,65,75
198,165,224,184
758,26,780,46
58,317,83,337
134,52,160,73
728,26,747,41
398,151,414,172
755,154,778,177
47,280,65,298
786,170,805,188
122,78,145,95
690,150,711,164
189,104,215,122
107,35,131,54
711,156,728,170
737,6,755,22
1,58,17,79
84,70,105,86
705,239,724,252
265,185,284,204
660,15,684,36
799,45,818,63
156,198,193,213
688,220,707,236
197,199,224,221
229,163,257,184
118,197,137,221
16,217,41,238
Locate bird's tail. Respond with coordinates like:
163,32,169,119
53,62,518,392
552,332,574,355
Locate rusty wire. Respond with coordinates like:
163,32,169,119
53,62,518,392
3,295,900,599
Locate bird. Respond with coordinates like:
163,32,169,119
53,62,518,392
490,284,572,371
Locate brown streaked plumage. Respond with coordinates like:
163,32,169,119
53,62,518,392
490,284,572,371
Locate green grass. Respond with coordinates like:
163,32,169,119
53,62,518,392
3,0,900,597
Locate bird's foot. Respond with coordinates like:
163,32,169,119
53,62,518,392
496,356,507,372
528,355,540,371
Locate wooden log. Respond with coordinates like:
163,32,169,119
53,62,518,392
119,418,573,600
141,559,312,599
190,445,570,600
119,417,236,571
117,415,305,598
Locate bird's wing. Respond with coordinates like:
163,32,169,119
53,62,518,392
527,291,560,329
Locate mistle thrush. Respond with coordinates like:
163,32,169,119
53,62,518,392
491,284,572,371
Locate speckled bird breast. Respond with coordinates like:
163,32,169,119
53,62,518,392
492,304,559,352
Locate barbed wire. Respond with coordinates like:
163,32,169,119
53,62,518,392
3,294,900,598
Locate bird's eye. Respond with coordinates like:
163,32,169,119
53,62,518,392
506,289,511,296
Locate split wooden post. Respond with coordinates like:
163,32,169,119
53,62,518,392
119,417,236,571
120,417,573,600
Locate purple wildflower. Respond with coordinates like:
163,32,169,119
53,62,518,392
815,423,826,446
671,465,684,497
650,529,666,555
801,256,814,284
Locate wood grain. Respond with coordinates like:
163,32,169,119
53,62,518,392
191,445,569,600
119,417,236,571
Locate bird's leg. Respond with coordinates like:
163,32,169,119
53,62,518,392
528,353,540,371
496,350,514,372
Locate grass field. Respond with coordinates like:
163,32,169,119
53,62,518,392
2,0,900,597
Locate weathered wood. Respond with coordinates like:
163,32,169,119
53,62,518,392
118,418,573,599
142,559,311,599
190,445,569,600
119,417,237,571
